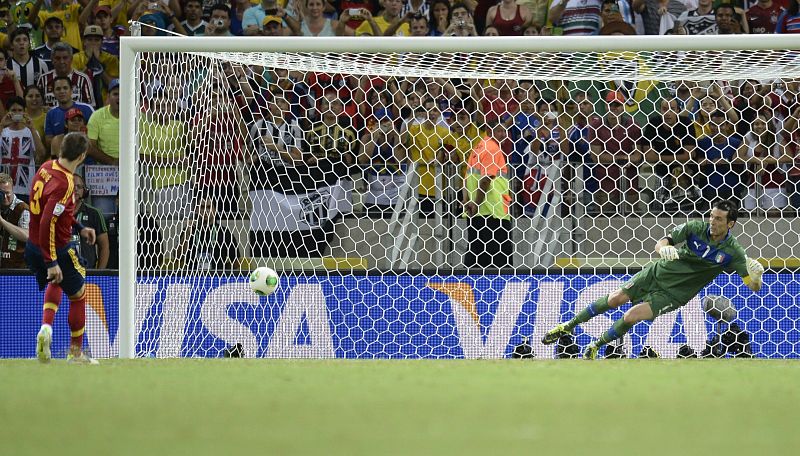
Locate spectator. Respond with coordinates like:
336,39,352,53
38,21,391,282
521,110,565,214
24,85,47,143
29,0,82,51
192,78,247,219
38,42,95,108
307,96,359,176
567,92,601,211
776,0,800,32
0,64,22,115
44,77,94,151
643,98,698,213
692,82,739,138
178,196,239,271
243,0,296,35
633,0,686,35
601,0,635,27
549,0,602,35
386,10,430,35
86,78,119,216
0,96,46,200
748,0,786,33
743,114,792,212
91,5,125,56
486,0,532,35
181,0,208,36
248,93,304,168
6,28,48,90
355,0,408,35
261,14,287,35
139,88,189,220
679,0,717,34
33,17,72,66
715,3,746,33
428,0,451,35
590,90,643,213
87,78,119,166
105,197,165,270
71,173,109,269
401,0,430,16
599,16,636,34
462,119,513,269
73,25,120,108
201,3,235,36
401,100,455,214
230,0,252,35
518,0,550,28
50,107,88,159
293,0,352,36
0,171,29,268
697,110,746,203
445,2,479,35
360,113,404,214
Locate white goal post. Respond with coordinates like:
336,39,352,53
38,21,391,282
119,35,800,359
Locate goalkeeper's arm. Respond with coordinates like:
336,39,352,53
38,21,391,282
655,237,679,261
744,257,764,292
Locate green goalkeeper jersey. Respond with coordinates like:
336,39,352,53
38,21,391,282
653,220,750,304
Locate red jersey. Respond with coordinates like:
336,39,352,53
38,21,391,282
37,69,96,108
747,1,787,34
28,160,77,264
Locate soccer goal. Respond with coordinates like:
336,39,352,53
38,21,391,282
119,34,800,359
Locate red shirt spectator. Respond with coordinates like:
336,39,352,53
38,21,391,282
747,0,787,33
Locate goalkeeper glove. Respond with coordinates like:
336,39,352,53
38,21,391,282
659,245,679,261
746,257,764,279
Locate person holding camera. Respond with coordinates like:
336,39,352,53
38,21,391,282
338,7,381,35
0,97,47,201
444,3,478,36
200,3,235,36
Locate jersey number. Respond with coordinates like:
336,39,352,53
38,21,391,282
30,181,44,215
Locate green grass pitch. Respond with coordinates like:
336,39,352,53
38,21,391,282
1,359,798,455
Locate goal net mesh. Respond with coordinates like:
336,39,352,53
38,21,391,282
131,46,799,359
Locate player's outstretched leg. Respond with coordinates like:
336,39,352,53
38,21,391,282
584,302,652,359
65,289,98,365
542,295,612,344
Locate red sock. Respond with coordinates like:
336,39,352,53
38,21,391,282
42,283,63,326
68,289,86,351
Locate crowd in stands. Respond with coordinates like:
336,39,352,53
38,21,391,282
2,0,800,270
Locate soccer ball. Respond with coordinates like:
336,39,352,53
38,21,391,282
249,266,279,296
702,295,737,322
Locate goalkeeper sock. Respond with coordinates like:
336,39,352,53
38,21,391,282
42,283,63,326
564,296,611,332
596,318,635,347
68,289,86,351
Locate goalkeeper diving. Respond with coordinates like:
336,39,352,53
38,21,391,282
542,200,764,359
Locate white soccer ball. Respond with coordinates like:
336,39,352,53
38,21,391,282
249,266,279,296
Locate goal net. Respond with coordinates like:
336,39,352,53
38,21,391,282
120,36,800,359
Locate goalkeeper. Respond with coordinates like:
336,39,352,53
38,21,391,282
542,200,764,359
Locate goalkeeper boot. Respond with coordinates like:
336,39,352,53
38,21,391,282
541,323,571,345
583,343,600,360
36,325,52,363
67,348,99,365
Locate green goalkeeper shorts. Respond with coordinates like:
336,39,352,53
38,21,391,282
620,263,687,319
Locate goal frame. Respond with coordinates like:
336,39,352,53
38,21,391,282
118,34,800,358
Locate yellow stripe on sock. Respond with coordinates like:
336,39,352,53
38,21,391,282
44,302,59,311
71,327,85,337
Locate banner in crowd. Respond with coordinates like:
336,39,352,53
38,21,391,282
1,273,797,359
84,165,120,196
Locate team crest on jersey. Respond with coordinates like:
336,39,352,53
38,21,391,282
53,203,65,215
715,253,726,264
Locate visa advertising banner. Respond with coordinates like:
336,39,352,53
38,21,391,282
1,274,797,359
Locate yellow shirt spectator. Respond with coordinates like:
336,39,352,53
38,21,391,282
87,105,119,160
355,15,409,36
404,122,454,197
38,3,82,50
138,117,187,188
